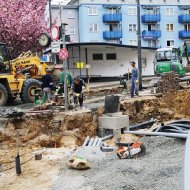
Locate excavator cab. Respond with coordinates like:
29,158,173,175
155,47,185,76
0,43,11,74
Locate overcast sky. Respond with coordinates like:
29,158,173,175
51,0,71,5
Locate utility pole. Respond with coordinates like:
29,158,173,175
59,3,68,111
49,0,52,28
137,0,142,90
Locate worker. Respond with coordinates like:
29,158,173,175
41,69,54,100
130,61,139,98
58,67,73,94
71,76,86,108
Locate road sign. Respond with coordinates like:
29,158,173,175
51,41,60,53
58,48,68,60
51,25,60,41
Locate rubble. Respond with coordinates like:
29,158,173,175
155,72,180,94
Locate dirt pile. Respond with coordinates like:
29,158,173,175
0,109,97,150
121,90,190,124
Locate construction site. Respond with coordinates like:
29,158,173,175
0,72,190,190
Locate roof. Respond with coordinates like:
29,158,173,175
43,42,157,54
156,47,177,52
66,42,158,50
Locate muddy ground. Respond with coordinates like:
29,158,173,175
0,89,190,190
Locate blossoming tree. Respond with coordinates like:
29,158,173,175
0,0,48,58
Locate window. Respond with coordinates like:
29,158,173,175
88,7,98,15
128,7,137,15
165,8,174,15
129,24,137,31
167,40,174,47
106,53,117,60
69,26,75,34
166,24,174,31
183,9,190,14
184,24,190,31
129,40,137,46
108,8,118,14
68,11,74,19
89,24,98,32
148,40,156,48
93,53,103,60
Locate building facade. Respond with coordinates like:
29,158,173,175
70,0,190,48
50,0,190,77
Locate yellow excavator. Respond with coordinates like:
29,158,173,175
0,42,49,106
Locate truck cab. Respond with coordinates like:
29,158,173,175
155,47,185,76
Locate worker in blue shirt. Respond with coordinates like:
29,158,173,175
130,61,139,98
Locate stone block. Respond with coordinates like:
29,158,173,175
98,115,129,130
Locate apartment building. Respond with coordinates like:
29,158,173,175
51,0,190,77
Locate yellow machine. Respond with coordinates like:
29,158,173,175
0,42,44,106
10,51,49,79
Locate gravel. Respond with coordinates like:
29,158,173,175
51,136,185,190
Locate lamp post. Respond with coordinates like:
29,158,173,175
137,0,142,90
59,3,69,111
49,0,52,28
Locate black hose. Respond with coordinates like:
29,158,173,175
168,123,190,129
129,118,155,131
169,120,190,125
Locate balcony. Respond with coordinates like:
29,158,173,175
103,14,122,23
178,14,190,23
179,31,190,39
142,30,161,40
103,31,122,40
142,14,161,23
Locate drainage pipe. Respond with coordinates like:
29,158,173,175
92,137,99,147
129,118,155,131
102,135,113,141
101,146,116,151
96,139,102,147
124,131,188,139
88,138,94,146
82,136,90,146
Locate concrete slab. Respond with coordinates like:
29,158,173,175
98,115,129,130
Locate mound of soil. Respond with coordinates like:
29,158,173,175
121,90,190,124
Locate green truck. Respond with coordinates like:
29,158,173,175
155,43,190,76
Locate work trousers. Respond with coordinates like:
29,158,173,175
73,92,83,107
43,87,52,100
130,79,139,97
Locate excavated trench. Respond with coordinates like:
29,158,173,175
1,89,190,161
121,89,190,124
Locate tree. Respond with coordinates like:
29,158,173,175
0,0,48,58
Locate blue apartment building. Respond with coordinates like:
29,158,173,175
51,0,190,77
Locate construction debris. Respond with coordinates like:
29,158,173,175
155,72,180,94
116,142,146,159
67,156,91,170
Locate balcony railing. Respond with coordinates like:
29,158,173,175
179,31,190,39
103,13,122,23
142,14,161,23
178,14,190,23
142,30,161,40
103,31,122,39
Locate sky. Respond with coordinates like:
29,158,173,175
51,0,71,5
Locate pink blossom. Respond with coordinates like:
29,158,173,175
0,0,49,58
